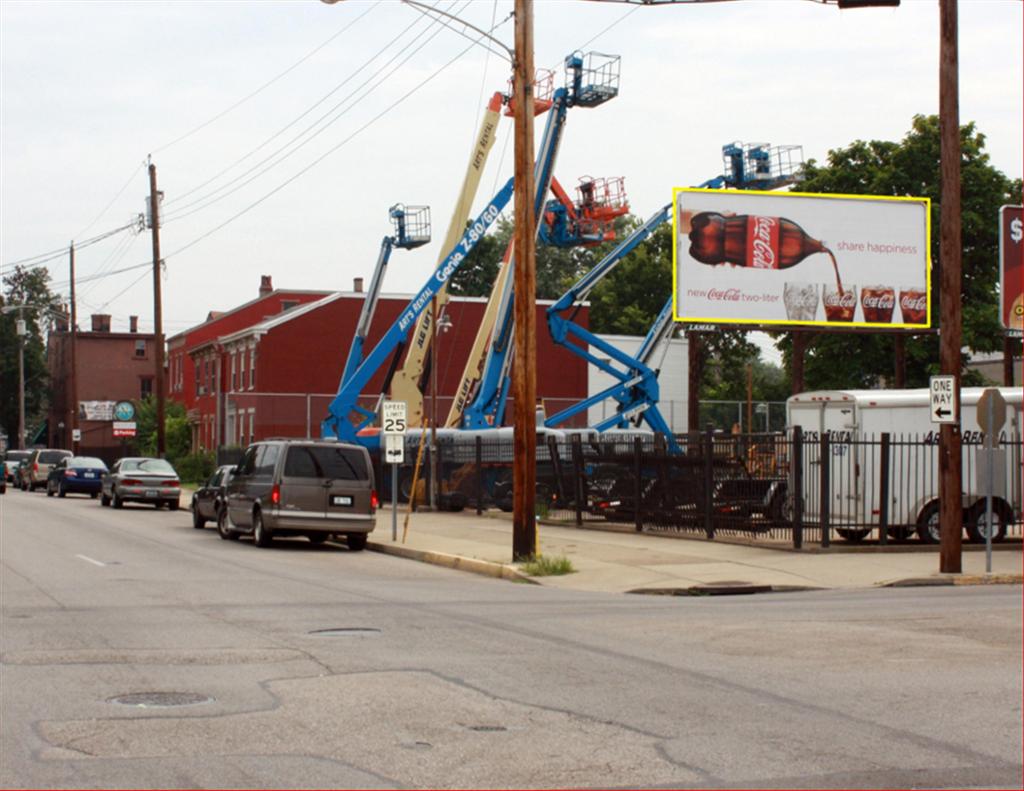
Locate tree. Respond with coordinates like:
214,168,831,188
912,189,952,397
781,115,1022,389
0,266,62,447
136,397,190,461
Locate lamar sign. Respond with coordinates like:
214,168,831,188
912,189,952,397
673,189,931,329
1000,205,1023,331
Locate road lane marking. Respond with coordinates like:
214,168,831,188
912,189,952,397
75,554,107,567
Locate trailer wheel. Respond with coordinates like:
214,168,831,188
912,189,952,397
965,499,1010,544
836,529,870,543
915,500,970,544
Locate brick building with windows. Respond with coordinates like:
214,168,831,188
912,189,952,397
174,287,590,452
46,313,157,458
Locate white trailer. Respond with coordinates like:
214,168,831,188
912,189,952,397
786,388,1022,543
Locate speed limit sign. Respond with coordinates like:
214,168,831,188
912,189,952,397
381,401,407,436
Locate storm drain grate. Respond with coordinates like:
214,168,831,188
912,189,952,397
108,692,213,708
467,724,507,732
308,627,381,637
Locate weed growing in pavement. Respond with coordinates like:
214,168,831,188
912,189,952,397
520,554,575,576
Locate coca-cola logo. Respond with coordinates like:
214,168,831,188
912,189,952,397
824,291,857,308
863,292,895,309
900,294,926,310
750,216,777,269
708,288,741,301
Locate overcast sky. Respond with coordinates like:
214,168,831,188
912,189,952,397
2,0,1021,365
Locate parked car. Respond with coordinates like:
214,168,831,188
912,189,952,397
100,457,181,509
4,450,31,483
22,449,73,491
191,464,235,529
222,439,377,549
46,456,109,498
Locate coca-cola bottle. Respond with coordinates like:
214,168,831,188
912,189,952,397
688,212,830,271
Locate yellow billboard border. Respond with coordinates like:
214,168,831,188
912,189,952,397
671,187,933,330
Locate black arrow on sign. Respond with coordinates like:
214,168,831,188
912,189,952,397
935,407,951,419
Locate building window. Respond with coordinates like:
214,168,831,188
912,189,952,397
140,377,154,400
281,300,298,312
249,348,256,390
248,409,256,445
230,353,237,391
239,351,246,390
195,359,201,396
134,340,146,358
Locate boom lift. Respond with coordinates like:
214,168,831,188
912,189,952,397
544,142,805,451
340,204,431,390
459,52,623,431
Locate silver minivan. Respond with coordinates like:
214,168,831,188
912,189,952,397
221,440,377,550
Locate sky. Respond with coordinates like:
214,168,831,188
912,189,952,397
2,0,1021,366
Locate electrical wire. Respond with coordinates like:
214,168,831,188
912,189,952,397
162,12,510,263
162,1,437,212
161,1,465,225
3,220,139,272
150,0,382,156
95,267,152,311
72,160,146,240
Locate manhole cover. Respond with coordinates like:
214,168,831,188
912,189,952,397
308,627,381,637
108,692,213,708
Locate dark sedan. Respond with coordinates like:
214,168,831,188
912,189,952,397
46,456,108,498
101,457,181,509
190,465,234,529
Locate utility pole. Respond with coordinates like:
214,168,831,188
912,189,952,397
687,331,702,432
511,0,537,560
148,159,166,457
429,296,438,510
17,316,26,449
938,0,962,573
69,242,79,454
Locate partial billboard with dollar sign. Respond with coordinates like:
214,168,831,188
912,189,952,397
672,188,931,329
1000,205,1023,331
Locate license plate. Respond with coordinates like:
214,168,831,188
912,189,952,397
84,473,95,478
145,489,158,498
331,495,353,507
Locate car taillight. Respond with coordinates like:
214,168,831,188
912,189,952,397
161,480,179,487
33,462,39,472
370,490,379,510
64,470,78,477
271,483,280,505
122,478,142,486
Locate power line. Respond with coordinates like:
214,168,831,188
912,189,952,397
151,0,382,156
162,10,509,263
72,160,146,240
3,220,139,272
161,1,462,224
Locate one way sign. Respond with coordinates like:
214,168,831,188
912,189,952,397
929,375,958,424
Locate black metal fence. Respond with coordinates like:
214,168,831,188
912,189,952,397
391,429,1023,550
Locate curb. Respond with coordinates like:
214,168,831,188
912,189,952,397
880,573,1023,588
366,541,538,585
627,584,822,597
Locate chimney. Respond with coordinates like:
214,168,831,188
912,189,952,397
91,314,111,333
129,315,139,333
353,277,364,293
259,275,273,297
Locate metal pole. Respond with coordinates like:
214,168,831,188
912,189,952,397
430,297,438,510
511,0,537,560
687,331,702,431
392,462,398,542
69,242,79,454
985,399,993,573
938,0,963,574
148,160,166,457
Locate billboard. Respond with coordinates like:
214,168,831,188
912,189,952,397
1000,205,1023,331
78,400,116,421
673,189,931,328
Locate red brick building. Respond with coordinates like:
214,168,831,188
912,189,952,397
177,289,590,451
47,313,157,458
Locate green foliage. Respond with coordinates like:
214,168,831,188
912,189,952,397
135,397,191,462
0,266,61,446
788,115,1022,389
519,554,575,576
174,451,216,484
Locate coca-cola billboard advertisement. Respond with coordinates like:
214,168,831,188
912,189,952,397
1000,205,1023,331
673,189,931,328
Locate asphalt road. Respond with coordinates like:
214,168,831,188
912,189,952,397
1,488,1021,790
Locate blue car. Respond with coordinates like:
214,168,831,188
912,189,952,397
46,456,109,498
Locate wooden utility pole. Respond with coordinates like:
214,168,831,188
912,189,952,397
745,363,753,433
148,159,166,457
511,0,536,560
687,331,702,431
893,335,906,388
69,242,79,453
791,331,809,394
938,0,962,574
1003,336,1016,387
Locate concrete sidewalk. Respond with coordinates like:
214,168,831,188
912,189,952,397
368,506,1023,594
